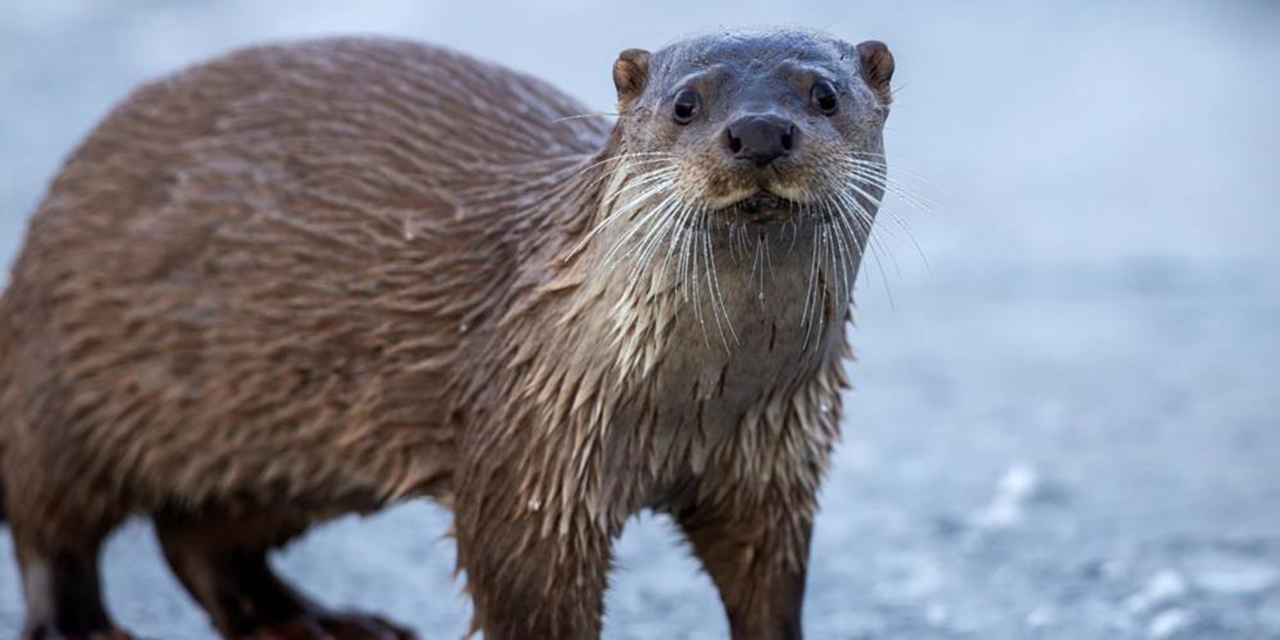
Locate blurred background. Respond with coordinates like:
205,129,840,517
1,0,1278,638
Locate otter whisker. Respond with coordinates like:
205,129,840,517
623,191,690,286
551,112,621,123
598,201,672,268
621,180,708,299
846,171,934,223
604,172,696,267
834,167,929,270
828,179,899,309
823,215,842,336
672,184,707,309
848,152,939,192
828,187,874,255
578,152,675,185
684,211,709,346
682,212,703,308
623,191,680,264
573,154,677,203
845,160,936,213
729,224,746,265
698,215,722,346
821,193,857,311
671,206,693,296
701,213,737,350
828,163,915,245
830,190,869,258
831,194,857,305
658,198,697,289
870,237,897,311
671,194,695,298
601,162,680,200
592,166,676,220
750,229,767,306
814,196,841,310
604,184,684,270
582,159,677,194
801,221,823,345
815,211,836,337
763,227,777,284
831,183,902,304
570,166,679,259
575,151,672,179
814,223,832,350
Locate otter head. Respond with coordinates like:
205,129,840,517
607,29,894,224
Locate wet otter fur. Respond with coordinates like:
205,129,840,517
0,29,895,640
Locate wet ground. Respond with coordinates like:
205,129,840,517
2,1,1279,638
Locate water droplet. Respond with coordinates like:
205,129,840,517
820,402,831,414
459,322,469,334
403,230,415,241
757,291,765,301
528,497,542,512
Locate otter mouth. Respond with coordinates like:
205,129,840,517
720,191,801,221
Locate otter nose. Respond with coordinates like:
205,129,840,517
724,115,796,167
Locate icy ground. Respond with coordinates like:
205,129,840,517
2,1,1279,638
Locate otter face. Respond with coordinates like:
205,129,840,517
611,29,895,224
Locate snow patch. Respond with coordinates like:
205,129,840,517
1026,606,1053,629
972,463,1039,529
1125,569,1188,615
1146,608,1194,639
1187,552,1278,595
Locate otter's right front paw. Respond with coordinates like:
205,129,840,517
245,612,415,640
24,627,138,640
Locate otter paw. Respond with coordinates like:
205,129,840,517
25,627,138,640
248,613,415,640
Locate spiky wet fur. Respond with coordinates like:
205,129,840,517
0,34,891,640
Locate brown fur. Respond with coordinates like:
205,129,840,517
0,31,892,640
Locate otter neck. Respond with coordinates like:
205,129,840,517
547,148,863,449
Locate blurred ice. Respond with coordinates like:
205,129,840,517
1186,552,1278,595
1146,608,1195,640
1124,569,1188,616
971,463,1039,530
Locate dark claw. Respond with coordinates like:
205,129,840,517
247,613,416,640
24,627,140,640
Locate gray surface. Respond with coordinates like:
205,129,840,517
2,1,1279,638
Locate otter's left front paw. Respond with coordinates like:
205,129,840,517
247,612,415,640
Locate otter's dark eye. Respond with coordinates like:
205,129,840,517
672,88,700,125
811,80,839,115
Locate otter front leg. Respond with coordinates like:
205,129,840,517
454,468,614,639
676,496,813,640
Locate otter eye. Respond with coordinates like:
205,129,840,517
672,88,700,125
811,80,839,115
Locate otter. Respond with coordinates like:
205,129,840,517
0,29,896,640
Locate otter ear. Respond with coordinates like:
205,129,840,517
856,40,894,102
613,48,651,106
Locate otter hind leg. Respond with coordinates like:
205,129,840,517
154,512,415,640
12,543,137,640
4,466,135,639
